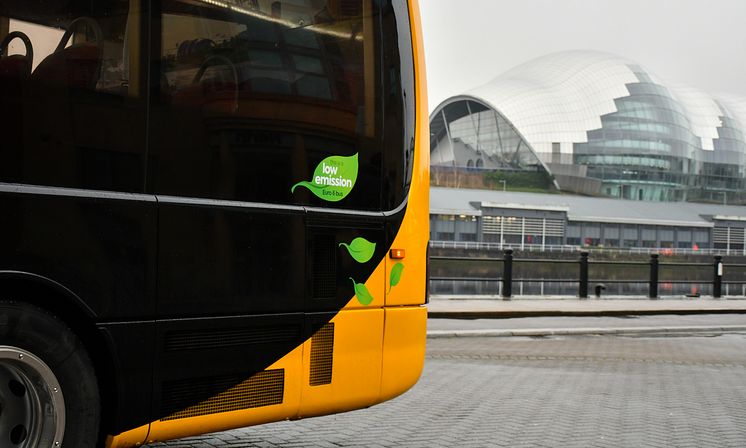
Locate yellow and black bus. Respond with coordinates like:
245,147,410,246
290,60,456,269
0,0,428,446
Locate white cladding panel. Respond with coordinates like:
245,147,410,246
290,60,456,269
450,50,746,160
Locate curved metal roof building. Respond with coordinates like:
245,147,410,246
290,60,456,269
430,50,746,203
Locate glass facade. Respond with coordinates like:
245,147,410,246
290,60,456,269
430,98,551,175
430,51,746,204
575,68,746,202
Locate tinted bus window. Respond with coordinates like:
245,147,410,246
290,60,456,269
0,0,147,192
381,0,415,210
150,0,385,210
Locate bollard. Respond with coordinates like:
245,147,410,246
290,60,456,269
649,254,659,299
502,249,513,300
713,256,723,299
595,284,606,298
579,252,589,299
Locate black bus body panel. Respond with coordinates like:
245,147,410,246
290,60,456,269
0,190,157,320
155,204,306,317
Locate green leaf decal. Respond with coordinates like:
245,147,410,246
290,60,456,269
388,262,405,294
339,237,377,264
291,153,359,202
349,278,375,306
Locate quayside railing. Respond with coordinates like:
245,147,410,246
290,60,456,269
429,250,746,299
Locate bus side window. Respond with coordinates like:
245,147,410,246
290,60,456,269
152,0,383,210
0,0,146,193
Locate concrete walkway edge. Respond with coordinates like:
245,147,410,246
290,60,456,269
427,325,746,338
427,298,746,319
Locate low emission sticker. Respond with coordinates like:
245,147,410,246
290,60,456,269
291,153,358,202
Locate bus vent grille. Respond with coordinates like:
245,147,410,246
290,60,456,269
309,323,334,386
164,326,300,352
161,369,285,421
311,234,337,299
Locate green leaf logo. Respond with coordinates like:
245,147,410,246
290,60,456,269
339,237,376,264
291,153,359,202
349,278,375,306
388,262,405,294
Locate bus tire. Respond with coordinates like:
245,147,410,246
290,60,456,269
0,301,100,447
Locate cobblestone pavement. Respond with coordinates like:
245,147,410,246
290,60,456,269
147,334,746,448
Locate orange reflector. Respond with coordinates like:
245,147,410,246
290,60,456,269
390,248,406,259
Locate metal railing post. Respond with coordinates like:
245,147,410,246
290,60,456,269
713,256,723,298
579,252,589,299
649,254,659,299
502,249,513,300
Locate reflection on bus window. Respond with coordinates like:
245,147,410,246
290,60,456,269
0,0,145,192
154,0,383,209
160,0,371,107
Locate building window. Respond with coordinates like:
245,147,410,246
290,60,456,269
641,227,656,242
504,234,521,244
434,232,455,241
584,238,601,247
525,235,542,245
567,224,581,238
677,230,692,244
583,224,601,239
546,236,563,246
483,234,501,243
694,230,710,245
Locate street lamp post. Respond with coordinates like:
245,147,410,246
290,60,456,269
499,180,507,191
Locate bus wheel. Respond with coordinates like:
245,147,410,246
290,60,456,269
0,301,100,447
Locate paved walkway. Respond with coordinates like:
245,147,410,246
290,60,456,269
427,297,746,338
147,335,746,448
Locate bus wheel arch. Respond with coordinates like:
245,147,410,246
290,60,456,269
0,275,114,446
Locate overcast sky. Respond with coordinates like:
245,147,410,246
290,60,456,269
421,0,746,112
